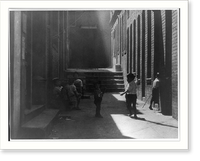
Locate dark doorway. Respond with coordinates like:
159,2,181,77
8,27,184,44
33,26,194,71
163,10,172,115
137,15,141,80
130,24,133,73
127,28,130,73
154,10,172,115
133,20,136,72
142,11,145,98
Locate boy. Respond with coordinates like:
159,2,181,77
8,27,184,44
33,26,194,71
120,73,138,118
93,81,105,118
52,78,64,110
73,72,83,108
73,72,84,95
64,78,81,110
149,73,160,110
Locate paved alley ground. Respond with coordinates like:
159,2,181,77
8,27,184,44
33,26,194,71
48,93,178,139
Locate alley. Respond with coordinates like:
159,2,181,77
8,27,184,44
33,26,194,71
9,10,179,140
48,93,178,139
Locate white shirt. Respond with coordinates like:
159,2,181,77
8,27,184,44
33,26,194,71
125,79,137,94
152,78,159,89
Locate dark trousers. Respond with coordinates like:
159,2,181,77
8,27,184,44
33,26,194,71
150,88,159,106
94,101,101,116
125,94,137,116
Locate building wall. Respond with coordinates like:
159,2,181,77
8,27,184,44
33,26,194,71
10,11,22,138
68,11,111,69
10,11,70,138
110,10,178,119
31,11,47,105
172,10,178,120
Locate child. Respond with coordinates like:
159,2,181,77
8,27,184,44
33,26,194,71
64,78,81,110
120,73,138,118
52,78,64,110
60,80,70,111
73,72,84,96
93,81,105,118
73,72,83,108
149,73,160,110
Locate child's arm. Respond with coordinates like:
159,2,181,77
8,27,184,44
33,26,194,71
120,82,129,96
120,91,127,96
74,89,81,98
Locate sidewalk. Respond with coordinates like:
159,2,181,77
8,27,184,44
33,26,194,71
48,93,178,139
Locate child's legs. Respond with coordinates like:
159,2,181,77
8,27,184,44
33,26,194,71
132,94,137,116
95,102,101,115
70,96,77,109
126,95,132,115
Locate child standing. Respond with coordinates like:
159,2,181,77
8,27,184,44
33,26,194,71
52,78,64,110
149,73,160,110
93,81,105,118
120,73,138,118
63,78,81,110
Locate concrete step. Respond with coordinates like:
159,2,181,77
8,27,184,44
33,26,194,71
85,79,124,84
86,79,124,83
21,109,60,139
87,88,124,93
24,105,45,123
84,75,123,82
85,72,123,76
65,69,124,93
86,84,124,88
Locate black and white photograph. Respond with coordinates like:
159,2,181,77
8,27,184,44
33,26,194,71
0,0,189,150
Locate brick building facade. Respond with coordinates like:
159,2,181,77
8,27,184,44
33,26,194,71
110,10,178,119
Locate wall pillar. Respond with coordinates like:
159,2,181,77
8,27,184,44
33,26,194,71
11,11,22,138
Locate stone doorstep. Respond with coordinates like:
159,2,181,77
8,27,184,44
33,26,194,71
21,109,60,139
24,105,45,123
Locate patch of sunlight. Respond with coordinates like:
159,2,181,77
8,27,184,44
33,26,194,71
112,94,126,101
110,114,136,139
94,68,116,72
111,114,151,139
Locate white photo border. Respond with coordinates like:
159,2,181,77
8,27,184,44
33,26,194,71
0,0,188,150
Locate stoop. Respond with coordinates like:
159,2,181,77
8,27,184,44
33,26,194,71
20,109,60,139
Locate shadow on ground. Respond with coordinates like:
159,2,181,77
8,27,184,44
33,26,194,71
47,93,178,139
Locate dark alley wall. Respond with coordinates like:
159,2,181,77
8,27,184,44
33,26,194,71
68,11,111,69
9,11,69,138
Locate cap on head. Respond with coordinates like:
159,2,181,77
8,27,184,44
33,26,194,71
127,73,135,80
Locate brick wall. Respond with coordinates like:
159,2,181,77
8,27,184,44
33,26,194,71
161,10,166,65
172,10,178,120
151,10,155,87
111,10,178,119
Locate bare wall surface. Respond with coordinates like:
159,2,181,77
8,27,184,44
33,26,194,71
68,11,111,68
